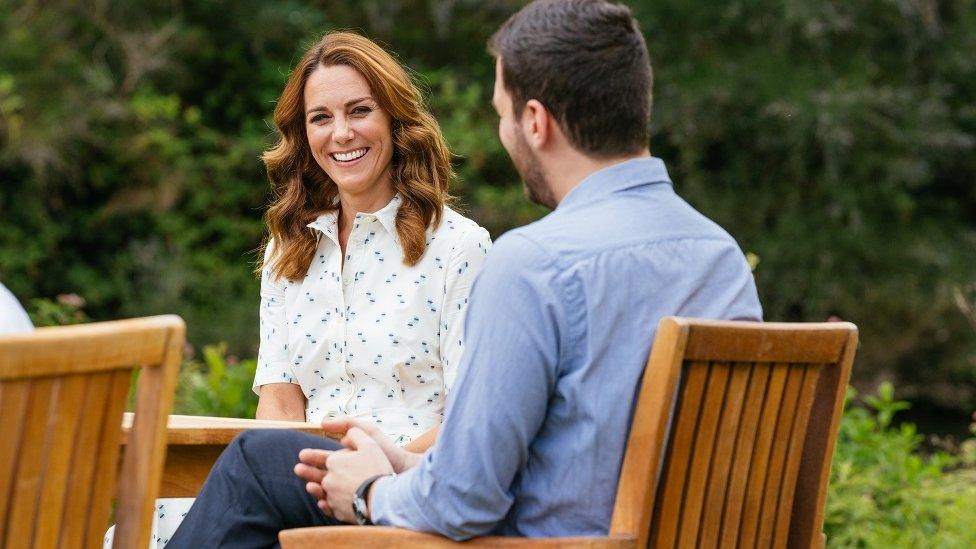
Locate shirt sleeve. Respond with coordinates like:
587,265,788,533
252,239,298,394
438,225,492,391
371,232,570,539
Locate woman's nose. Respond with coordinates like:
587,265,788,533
332,118,354,143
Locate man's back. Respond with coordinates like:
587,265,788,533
492,156,761,535
372,157,762,538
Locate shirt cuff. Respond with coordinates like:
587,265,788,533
370,468,426,530
251,361,298,395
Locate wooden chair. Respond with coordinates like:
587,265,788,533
278,317,857,549
0,315,185,549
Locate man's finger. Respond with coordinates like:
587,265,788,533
305,481,325,500
298,448,331,468
294,463,326,484
317,498,333,517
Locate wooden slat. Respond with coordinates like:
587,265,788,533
0,379,30,543
608,317,689,548
6,378,57,547
676,362,730,547
33,374,88,547
736,363,789,547
718,363,771,547
60,372,113,549
682,320,854,364
280,526,637,548
85,369,131,549
0,315,179,379
113,321,184,548
772,365,823,547
698,362,752,546
789,330,857,548
755,365,807,547
649,361,710,547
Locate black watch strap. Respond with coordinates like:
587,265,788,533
353,474,388,525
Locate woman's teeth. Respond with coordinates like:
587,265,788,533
331,148,368,162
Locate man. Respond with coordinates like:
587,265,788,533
0,281,33,333
169,0,761,545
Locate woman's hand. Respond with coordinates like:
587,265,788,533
320,416,421,473
255,383,307,421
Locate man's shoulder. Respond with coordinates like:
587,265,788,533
505,191,741,265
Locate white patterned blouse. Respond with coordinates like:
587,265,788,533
252,194,491,444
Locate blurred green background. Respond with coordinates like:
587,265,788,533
3,1,976,545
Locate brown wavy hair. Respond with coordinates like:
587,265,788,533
260,31,454,280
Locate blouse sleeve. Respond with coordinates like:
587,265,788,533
252,239,298,394
439,226,492,392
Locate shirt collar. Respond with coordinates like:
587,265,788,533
306,193,402,245
558,156,672,209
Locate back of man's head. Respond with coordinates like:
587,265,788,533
488,0,653,159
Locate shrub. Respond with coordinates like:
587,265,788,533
825,383,976,547
172,343,258,419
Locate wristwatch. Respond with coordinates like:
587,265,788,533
352,474,390,525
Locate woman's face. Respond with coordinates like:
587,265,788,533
304,64,394,198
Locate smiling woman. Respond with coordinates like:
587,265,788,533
103,32,492,548
263,32,455,276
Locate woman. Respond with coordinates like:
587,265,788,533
106,31,490,548
252,30,490,444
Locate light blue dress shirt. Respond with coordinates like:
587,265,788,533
371,157,763,539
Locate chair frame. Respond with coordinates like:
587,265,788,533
278,317,857,548
0,315,184,549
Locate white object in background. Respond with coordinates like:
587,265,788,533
0,282,33,333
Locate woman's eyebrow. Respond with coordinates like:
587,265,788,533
305,96,374,115
345,96,374,107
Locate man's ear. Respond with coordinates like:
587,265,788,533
521,99,551,149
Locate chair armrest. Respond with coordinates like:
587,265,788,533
120,413,333,497
279,526,636,548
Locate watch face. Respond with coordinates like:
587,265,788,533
353,496,369,525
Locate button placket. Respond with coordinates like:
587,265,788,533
341,213,370,413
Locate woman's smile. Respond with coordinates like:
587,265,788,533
330,147,370,164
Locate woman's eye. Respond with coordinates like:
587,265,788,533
309,113,331,123
352,106,372,116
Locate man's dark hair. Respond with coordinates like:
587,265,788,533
489,0,653,158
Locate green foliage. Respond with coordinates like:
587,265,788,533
825,383,976,547
27,296,90,327
1,0,975,412
173,343,258,419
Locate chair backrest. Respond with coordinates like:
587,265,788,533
609,317,857,549
0,315,184,549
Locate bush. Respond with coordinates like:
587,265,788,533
172,343,258,419
3,1,975,410
825,383,976,547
